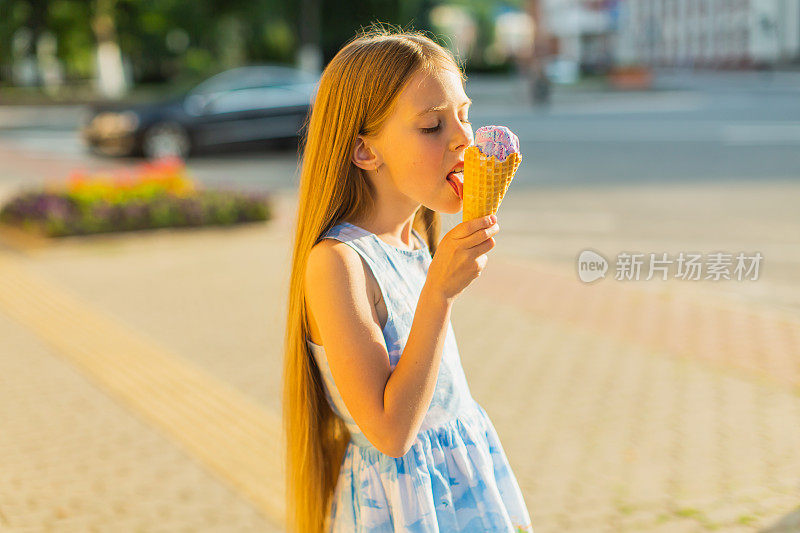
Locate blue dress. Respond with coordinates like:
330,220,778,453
307,221,534,532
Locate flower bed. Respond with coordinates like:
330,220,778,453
0,157,272,238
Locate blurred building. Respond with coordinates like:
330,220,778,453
541,0,617,74
538,0,800,73
614,0,800,69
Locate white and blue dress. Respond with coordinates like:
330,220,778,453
307,221,534,532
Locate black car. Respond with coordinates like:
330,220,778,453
80,64,319,159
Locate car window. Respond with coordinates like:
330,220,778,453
191,66,316,95
208,86,309,114
192,69,268,94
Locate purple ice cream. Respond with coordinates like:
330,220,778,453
473,125,521,162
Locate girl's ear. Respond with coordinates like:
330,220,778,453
352,135,382,172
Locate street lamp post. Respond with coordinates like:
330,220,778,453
297,0,322,74
527,0,552,105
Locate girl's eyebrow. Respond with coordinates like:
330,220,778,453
415,98,472,117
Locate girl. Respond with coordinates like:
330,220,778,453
283,24,534,533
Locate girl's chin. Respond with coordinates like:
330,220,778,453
441,197,463,215
422,200,461,215
421,187,462,215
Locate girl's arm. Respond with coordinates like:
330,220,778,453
305,239,409,457
305,216,498,458
384,216,498,456
382,282,452,455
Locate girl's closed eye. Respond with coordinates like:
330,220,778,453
421,118,471,134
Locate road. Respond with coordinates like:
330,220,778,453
1,68,799,192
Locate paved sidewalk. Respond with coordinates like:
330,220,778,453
1,178,799,532
0,309,282,532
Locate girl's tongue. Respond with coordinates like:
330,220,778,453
447,171,463,199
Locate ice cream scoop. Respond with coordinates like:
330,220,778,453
473,125,521,162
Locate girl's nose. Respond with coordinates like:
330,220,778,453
450,120,473,151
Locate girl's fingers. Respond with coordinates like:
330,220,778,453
454,215,496,240
470,236,496,255
466,223,499,249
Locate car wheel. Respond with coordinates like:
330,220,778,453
142,121,191,160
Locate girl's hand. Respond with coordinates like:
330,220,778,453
426,215,500,302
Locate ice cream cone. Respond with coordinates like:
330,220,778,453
462,145,521,222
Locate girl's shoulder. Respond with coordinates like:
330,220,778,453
306,235,380,317
308,235,360,280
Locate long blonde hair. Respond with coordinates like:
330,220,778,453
281,23,467,533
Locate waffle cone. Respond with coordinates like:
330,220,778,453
462,145,521,222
